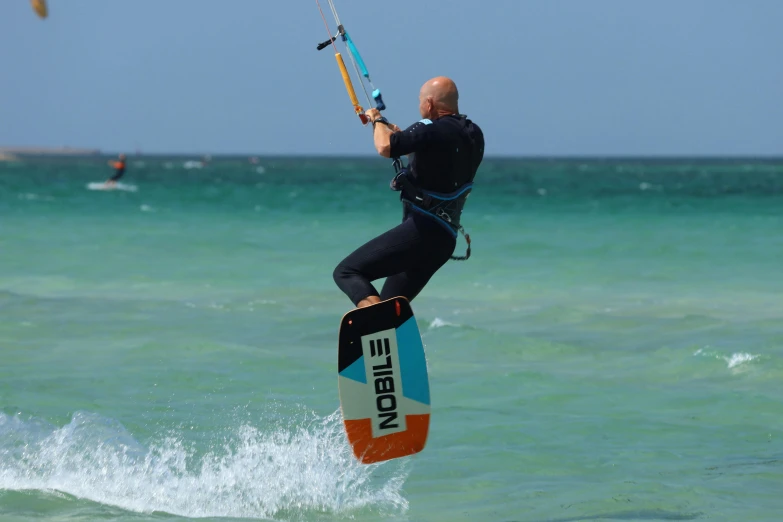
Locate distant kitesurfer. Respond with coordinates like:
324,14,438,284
105,154,127,186
333,76,485,308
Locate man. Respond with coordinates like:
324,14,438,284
333,76,485,308
105,153,127,186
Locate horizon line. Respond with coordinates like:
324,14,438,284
1,147,783,161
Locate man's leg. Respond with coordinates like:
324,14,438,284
379,259,448,303
333,217,455,307
380,228,455,302
333,219,425,307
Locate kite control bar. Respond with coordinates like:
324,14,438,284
315,2,387,124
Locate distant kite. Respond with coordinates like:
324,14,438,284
31,0,47,19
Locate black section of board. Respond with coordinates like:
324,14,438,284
337,297,414,373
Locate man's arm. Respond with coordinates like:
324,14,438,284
365,108,400,158
365,108,433,159
372,121,399,158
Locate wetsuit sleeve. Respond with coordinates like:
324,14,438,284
389,120,436,158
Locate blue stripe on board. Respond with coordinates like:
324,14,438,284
396,317,430,405
339,356,367,384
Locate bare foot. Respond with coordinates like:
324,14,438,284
357,296,381,308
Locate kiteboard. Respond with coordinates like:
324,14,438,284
86,182,138,193
337,296,430,464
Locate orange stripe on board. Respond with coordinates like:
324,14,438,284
344,414,429,464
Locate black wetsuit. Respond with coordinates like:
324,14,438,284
333,114,485,305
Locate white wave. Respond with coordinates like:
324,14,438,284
428,317,458,329
86,182,138,192
723,352,758,369
0,410,408,519
694,348,759,370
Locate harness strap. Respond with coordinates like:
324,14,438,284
393,171,473,261
451,225,471,261
388,115,479,262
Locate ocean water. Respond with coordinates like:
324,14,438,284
1,156,782,522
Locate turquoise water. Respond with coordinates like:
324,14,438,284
1,157,782,521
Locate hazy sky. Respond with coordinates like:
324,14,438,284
2,0,781,156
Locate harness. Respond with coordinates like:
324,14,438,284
390,161,473,261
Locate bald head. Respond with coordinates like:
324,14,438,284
419,76,459,119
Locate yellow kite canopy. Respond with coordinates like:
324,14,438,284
31,0,48,19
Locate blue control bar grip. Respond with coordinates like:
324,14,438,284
372,89,386,111
343,33,370,79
